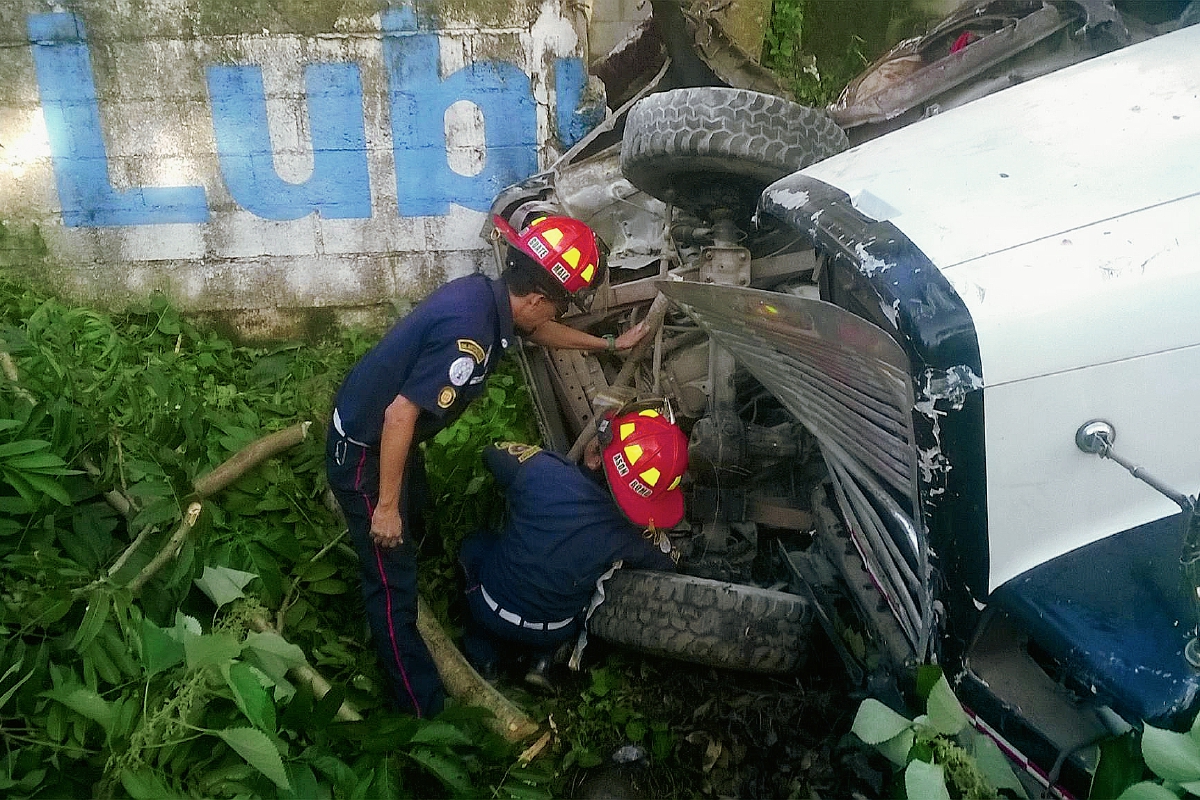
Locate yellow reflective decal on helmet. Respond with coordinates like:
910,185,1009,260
542,227,563,246
581,263,595,282
638,409,659,418
619,422,636,440
640,467,661,487
624,443,643,465
561,246,580,267
668,475,681,491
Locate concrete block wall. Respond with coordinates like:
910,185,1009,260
588,0,652,62
0,0,595,338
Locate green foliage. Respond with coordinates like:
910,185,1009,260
1108,710,1200,800
762,0,870,107
549,659,676,782
420,365,539,616
851,669,1025,799
0,280,542,798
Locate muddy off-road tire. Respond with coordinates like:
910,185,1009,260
619,87,849,218
588,569,812,673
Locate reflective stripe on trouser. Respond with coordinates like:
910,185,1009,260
326,426,444,717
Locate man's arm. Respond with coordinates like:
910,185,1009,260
526,319,650,351
372,393,421,547
617,532,676,572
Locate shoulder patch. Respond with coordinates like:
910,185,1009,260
457,338,486,363
496,441,543,463
448,355,475,387
437,386,457,409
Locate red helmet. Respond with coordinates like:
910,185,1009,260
493,214,601,295
599,407,689,529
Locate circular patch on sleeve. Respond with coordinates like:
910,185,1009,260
448,355,476,387
437,386,457,408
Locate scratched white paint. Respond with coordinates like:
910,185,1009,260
763,187,810,210
797,26,1200,592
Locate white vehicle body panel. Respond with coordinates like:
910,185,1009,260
799,25,1200,590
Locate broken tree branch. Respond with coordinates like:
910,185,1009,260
193,421,312,498
416,595,540,742
125,502,202,594
246,612,362,722
0,350,36,405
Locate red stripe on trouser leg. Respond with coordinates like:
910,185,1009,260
355,449,424,717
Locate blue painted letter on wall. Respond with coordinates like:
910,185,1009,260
384,6,537,217
28,13,208,227
208,63,371,220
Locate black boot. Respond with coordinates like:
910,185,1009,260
523,657,557,694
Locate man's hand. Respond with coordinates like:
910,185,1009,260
370,504,404,548
615,320,650,351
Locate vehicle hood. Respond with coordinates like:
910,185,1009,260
797,24,1200,387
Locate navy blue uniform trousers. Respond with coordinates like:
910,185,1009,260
326,424,444,718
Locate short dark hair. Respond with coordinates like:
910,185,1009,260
501,247,570,303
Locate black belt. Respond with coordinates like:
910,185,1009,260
480,585,574,631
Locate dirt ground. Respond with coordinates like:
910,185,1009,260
558,635,891,800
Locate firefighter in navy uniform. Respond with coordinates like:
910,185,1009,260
326,215,649,717
460,405,689,690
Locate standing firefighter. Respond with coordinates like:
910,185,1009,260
327,215,647,716
460,405,689,690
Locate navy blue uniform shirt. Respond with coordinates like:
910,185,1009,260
478,443,676,623
333,275,515,446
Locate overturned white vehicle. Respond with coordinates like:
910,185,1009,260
486,21,1200,797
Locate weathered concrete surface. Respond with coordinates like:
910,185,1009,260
0,0,597,338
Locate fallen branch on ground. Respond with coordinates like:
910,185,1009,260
246,612,363,722
416,595,540,742
193,421,312,498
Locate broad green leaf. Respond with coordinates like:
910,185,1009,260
194,565,259,608
0,665,34,711
223,661,276,732
925,675,970,735
15,470,71,505
309,753,358,795
308,578,348,595
905,758,952,800
1143,723,1200,783
130,497,179,532
1117,781,1187,800
967,730,1027,795
243,630,307,680
215,727,291,791
1096,732,1146,800
43,685,114,733
410,721,473,748
184,631,242,670
69,591,111,652
280,763,322,800
172,612,203,638
409,747,471,793
365,756,402,800
852,698,913,745
120,768,187,800
5,452,70,471
0,439,51,458
297,561,337,582
876,728,916,767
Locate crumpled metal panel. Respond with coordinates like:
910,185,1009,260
659,280,917,497
660,279,934,655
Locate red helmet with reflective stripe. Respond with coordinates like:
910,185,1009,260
599,408,689,529
493,214,601,295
